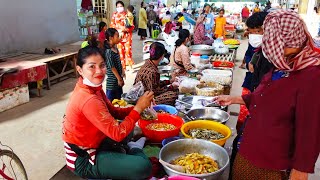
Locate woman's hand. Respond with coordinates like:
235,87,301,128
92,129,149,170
214,95,245,106
118,79,125,87
290,169,308,180
134,91,155,113
214,95,234,106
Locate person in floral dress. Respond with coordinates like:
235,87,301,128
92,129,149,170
110,1,134,71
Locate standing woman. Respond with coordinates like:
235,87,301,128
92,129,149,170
98,22,107,49
216,10,320,180
138,1,148,40
110,1,133,71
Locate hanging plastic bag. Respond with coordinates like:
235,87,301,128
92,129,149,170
126,81,145,100
140,103,158,120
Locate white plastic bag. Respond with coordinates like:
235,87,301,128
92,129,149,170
179,78,200,94
140,103,158,120
126,81,144,100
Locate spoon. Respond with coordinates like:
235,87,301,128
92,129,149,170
177,109,195,121
159,159,185,173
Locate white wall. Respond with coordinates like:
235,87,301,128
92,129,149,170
0,0,79,54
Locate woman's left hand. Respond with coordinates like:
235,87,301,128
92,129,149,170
290,169,308,180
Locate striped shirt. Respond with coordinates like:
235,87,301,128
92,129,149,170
105,48,123,90
64,142,97,171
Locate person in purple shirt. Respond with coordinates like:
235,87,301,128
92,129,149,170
216,10,320,180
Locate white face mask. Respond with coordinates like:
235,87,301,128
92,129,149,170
248,34,263,48
83,78,103,87
116,7,124,13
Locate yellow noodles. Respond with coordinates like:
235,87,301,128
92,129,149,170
171,153,219,174
146,123,176,131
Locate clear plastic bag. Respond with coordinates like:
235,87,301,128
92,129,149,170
179,78,200,94
140,104,158,120
126,81,144,100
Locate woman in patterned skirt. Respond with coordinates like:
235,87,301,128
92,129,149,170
134,42,178,105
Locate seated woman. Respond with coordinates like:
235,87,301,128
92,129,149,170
134,42,178,105
62,46,154,180
171,29,195,80
194,14,214,45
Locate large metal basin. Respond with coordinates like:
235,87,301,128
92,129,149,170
184,108,230,124
190,45,214,55
159,139,230,180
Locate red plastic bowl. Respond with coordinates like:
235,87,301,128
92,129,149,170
138,114,184,142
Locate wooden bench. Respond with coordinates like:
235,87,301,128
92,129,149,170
0,44,80,90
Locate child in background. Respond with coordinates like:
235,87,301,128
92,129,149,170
104,28,124,101
98,22,107,49
214,9,227,38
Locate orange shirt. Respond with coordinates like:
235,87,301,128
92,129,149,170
215,17,227,38
62,78,139,148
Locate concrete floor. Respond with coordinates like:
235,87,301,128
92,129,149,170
1,33,319,180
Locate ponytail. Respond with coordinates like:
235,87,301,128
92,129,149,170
175,29,190,47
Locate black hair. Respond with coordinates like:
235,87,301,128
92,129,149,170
175,29,190,47
183,8,187,12
116,1,124,7
104,28,118,49
141,1,144,8
77,46,102,67
246,12,268,29
219,9,225,14
99,22,106,32
314,7,318,14
166,11,171,15
128,5,134,12
149,42,166,60
86,34,98,48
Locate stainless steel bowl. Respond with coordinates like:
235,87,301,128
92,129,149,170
159,139,230,180
191,45,214,55
184,108,230,124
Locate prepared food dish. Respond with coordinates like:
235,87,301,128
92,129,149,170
156,109,168,114
223,39,240,45
146,123,176,131
188,128,225,141
171,153,219,174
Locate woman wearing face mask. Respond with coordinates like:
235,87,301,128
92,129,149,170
237,12,269,132
216,10,320,180
62,46,154,179
134,42,178,105
110,1,134,71
171,29,195,80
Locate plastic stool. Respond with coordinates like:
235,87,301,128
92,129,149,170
152,30,160,39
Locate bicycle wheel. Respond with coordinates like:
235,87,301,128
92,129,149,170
0,150,28,180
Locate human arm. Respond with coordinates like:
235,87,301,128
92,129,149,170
215,95,246,106
111,67,124,86
83,91,154,142
181,47,194,71
292,79,320,174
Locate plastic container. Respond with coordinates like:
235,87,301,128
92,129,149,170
181,120,231,146
200,55,210,64
161,136,181,146
153,104,178,115
138,114,184,142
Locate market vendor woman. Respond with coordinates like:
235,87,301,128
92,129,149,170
135,42,178,105
62,46,153,179
216,10,320,179
171,29,195,80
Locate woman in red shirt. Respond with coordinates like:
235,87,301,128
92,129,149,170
216,10,320,180
62,46,154,179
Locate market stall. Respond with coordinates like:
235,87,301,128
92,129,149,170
119,38,240,179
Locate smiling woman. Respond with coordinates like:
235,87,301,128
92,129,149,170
62,46,155,179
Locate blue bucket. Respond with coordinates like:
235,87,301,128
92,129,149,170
153,104,178,115
162,136,181,146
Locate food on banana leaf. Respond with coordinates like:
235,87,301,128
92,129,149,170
188,128,225,140
171,153,219,174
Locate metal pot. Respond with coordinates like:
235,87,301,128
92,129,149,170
159,139,230,180
190,45,214,55
184,108,230,124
